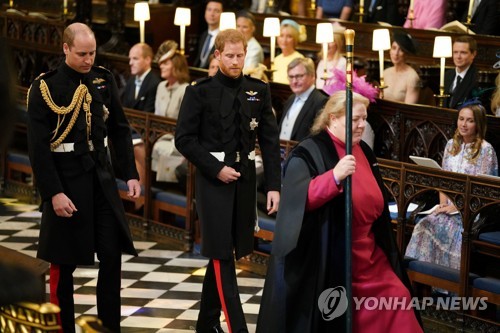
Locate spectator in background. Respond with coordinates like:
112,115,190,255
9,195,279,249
151,40,190,183
154,40,190,119
445,36,478,109
403,0,446,30
383,31,420,104
279,58,328,141
365,0,404,26
193,0,223,69
122,43,161,113
122,43,161,196
316,23,346,91
406,101,498,270
461,0,499,36
273,19,306,84
316,0,353,20
236,10,264,71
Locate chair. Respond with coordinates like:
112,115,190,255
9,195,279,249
0,302,61,333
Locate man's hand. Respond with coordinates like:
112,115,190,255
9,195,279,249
267,191,280,215
52,193,77,218
127,179,141,199
217,166,241,183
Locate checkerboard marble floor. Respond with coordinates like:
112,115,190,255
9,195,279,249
0,197,264,333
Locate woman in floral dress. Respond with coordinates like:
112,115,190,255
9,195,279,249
405,101,498,269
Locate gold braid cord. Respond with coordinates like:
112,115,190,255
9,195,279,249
39,79,92,150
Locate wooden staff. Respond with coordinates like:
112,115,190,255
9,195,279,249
344,28,355,333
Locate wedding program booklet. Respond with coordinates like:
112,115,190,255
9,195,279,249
409,156,442,170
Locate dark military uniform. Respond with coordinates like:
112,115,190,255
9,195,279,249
175,70,281,332
27,62,139,333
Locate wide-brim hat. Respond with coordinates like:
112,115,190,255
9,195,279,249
154,40,178,64
393,31,416,55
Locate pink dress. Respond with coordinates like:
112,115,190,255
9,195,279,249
306,132,423,333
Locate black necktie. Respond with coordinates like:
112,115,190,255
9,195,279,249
453,75,462,93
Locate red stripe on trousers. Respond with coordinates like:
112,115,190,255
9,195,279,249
49,264,64,333
213,259,232,333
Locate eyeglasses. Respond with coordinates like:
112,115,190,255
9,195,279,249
287,73,307,81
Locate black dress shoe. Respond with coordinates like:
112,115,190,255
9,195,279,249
195,324,225,333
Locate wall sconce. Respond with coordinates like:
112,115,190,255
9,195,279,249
174,7,191,55
219,12,236,31
371,28,391,97
134,2,150,44
316,23,334,81
433,36,452,107
263,17,280,70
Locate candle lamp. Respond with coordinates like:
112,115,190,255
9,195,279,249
356,0,366,23
63,0,68,16
432,36,452,107
316,23,334,82
371,29,390,98
174,7,191,55
263,17,280,78
219,12,236,31
407,0,415,28
9,0,13,8
134,2,150,44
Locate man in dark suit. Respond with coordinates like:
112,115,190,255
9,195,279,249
176,29,281,333
445,36,478,109
462,0,499,36
193,0,223,69
279,57,328,141
26,23,140,333
365,0,404,26
122,42,161,113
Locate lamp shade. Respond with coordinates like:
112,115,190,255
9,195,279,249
219,12,236,31
372,29,390,51
316,23,334,44
134,2,150,21
174,7,191,26
433,36,452,58
263,17,280,37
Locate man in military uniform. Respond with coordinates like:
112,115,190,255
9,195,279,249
27,23,140,333
175,29,281,333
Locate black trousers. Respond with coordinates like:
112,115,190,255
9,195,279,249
197,258,248,333
50,174,122,333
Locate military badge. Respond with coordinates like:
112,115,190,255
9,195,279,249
246,90,260,102
249,118,258,130
93,78,105,85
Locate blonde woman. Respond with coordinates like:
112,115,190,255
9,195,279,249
273,19,306,84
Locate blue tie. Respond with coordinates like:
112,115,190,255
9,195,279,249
200,34,212,66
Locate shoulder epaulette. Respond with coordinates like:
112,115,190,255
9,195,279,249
191,76,212,86
34,69,57,81
244,74,267,84
93,65,111,74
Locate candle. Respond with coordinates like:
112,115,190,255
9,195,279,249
467,0,474,17
409,0,414,11
9,0,13,7
378,49,384,82
270,36,276,68
180,25,186,54
322,42,328,79
64,0,67,9
439,57,445,93
360,0,364,8
139,21,145,43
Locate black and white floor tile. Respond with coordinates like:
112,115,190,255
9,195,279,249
0,197,264,333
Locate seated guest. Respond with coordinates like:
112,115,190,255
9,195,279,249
406,100,498,270
273,19,305,84
315,0,353,20
316,23,346,91
279,58,328,141
366,0,404,26
403,0,446,29
236,10,264,71
461,0,499,36
154,40,190,119
121,43,161,196
122,43,161,113
193,0,222,69
383,32,420,104
445,36,478,109
151,41,190,183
